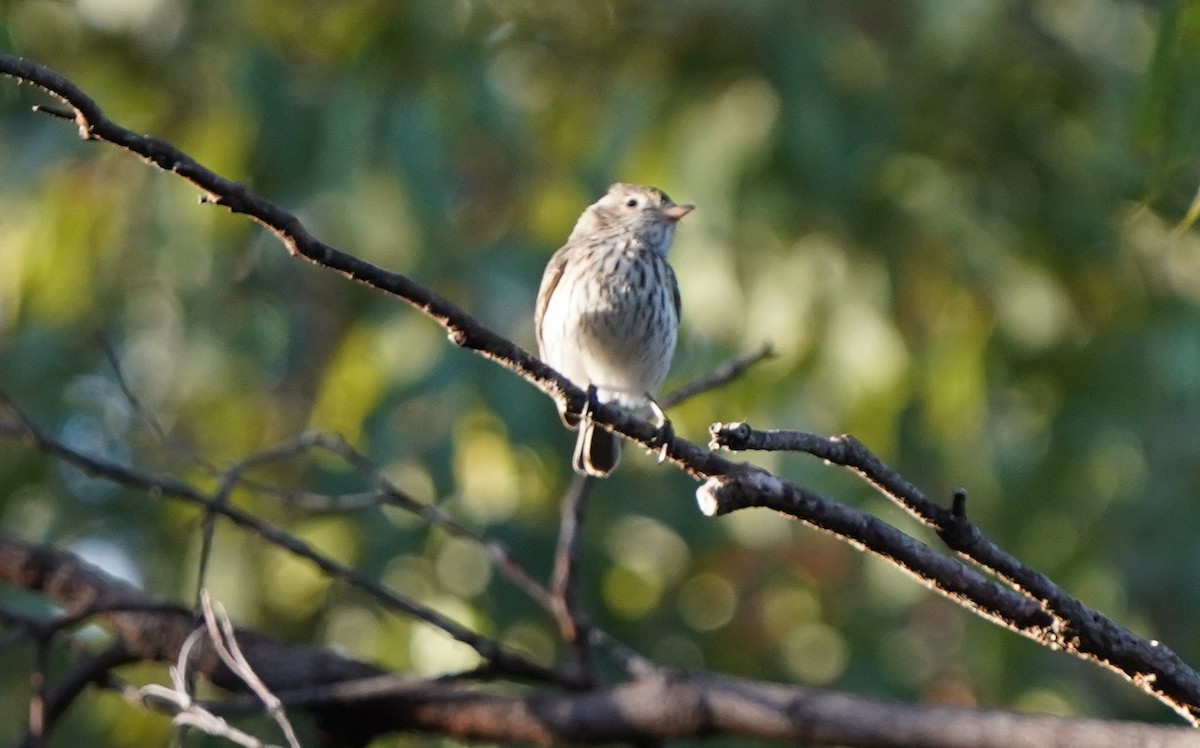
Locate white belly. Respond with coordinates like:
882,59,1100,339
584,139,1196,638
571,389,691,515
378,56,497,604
540,251,678,408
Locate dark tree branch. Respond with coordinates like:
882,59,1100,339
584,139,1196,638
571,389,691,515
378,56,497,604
2,52,1198,729
291,676,1200,748
543,348,773,679
0,54,732,479
708,422,1200,724
2,535,1195,748
660,342,774,409
0,391,570,688
314,432,560,613
19,644,136,748
693,471,1051,628
216,672,1200,748
549,474,596,678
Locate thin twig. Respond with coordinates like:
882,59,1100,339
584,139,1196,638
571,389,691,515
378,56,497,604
31,104,73,121
98,336,183,457
660,343,774,409
549,474,596,679
19,644,135,748
139,627,284,748
194,432,339,607
311,432,559,612
99,348,562,616
0,389,573,687
543,347,774,676
199,591,301,748
3,53,1200,724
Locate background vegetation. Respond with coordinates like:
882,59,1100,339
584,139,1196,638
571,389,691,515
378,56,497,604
3,0,1200,745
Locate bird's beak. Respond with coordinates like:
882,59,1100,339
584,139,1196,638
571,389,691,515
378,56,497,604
663,204,694,222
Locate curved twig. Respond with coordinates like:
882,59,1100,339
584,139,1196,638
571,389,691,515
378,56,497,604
549,473,596,677
659,343,774,408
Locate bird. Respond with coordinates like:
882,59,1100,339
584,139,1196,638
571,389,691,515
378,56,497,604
535,182,693,476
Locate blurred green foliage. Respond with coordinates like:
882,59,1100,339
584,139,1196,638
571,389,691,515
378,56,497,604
3,0,1200,745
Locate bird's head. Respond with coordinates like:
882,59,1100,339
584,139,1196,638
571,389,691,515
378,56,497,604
569,183,694,249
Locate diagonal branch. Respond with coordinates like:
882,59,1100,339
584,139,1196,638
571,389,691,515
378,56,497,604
660,343,774,409
0,54,735,480
706,423,1200,725
3,52,1199,725
0,391,570,687
311,432,559,612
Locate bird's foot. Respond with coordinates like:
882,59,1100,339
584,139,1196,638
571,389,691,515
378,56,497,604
646,396,673,463
580,384,601,423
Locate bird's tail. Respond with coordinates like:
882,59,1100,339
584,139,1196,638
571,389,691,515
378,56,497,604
573,421,621,477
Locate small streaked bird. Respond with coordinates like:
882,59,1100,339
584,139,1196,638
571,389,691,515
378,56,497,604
535,183,693,476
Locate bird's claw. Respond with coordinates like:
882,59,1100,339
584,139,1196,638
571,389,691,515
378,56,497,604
646,396,673,463
581,384,601,422
650,419,674,463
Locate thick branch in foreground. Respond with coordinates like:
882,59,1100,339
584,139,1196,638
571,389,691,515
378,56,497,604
0,536,383,691
2,535,1195,748
275,676,1200,748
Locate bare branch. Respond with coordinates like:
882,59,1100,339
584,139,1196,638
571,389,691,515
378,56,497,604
660,343,774,409
140,681,285,748
199,592,301,748
309,432,559,613
207,671,1200,748
0,55,741,481
98,336,192,462
3,53,1199,726
104,309,560,622
19,645,135,748
0,393,571,687
542,346,773,678
707,422,1200,724
288,675,1200,748
549,474,596,679
3,535,1193,748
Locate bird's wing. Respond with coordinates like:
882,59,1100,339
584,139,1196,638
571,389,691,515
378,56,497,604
535,243,571,353
667,263,682,321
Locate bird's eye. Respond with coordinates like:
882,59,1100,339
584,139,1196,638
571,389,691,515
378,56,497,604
625,197,639,208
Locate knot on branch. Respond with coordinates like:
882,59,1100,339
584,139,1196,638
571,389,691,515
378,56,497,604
447,327,469,346
828,433,867,462
708,421,752,450
935,488,974,547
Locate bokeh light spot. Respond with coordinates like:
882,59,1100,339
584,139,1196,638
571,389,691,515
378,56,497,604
678,572,737,632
